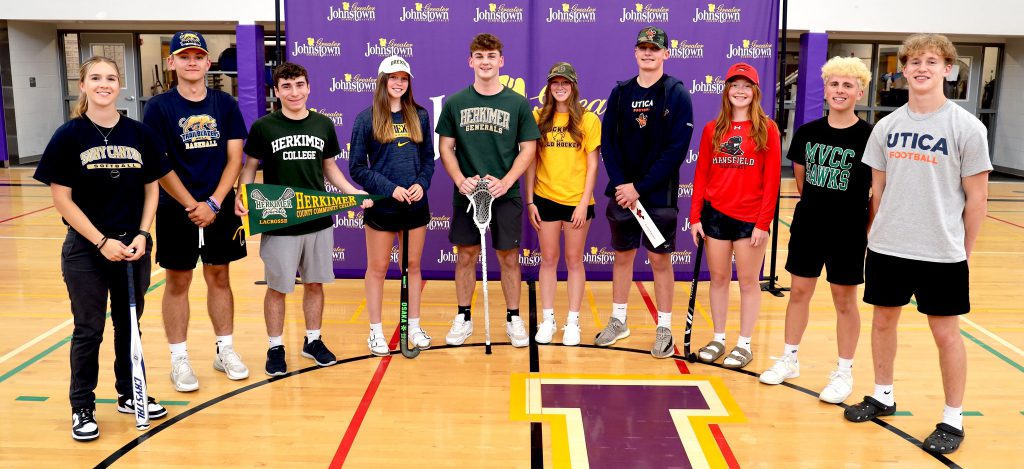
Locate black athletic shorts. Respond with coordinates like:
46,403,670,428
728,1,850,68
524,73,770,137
786,210,867,285
863,249,970,316
533,195,595,223
155,193,247,270
700,202,758,241
606,202,677,254
364,202,430,232
449,197,522,251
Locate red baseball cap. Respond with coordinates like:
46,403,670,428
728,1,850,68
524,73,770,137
726,62,759,86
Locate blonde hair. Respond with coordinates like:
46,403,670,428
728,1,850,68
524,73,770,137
820,56,871,90
71,56,121,118
898,33,957,66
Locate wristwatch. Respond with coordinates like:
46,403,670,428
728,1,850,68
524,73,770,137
138,230,152,241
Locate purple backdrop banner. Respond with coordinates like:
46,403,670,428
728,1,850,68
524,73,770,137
284,0,780,281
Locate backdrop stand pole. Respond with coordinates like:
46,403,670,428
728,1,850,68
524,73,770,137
762,0,791,298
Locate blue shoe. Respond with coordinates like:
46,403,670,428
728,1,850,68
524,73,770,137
265,345,287,376
302,338,337,366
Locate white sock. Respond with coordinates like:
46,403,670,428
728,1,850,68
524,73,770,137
216,335,232,349
306,329,321,342
169,342,188,359
942,405,964,430
713,332,726,343
611,303,627,324
567,311,580,324
409,317,421,331
784,343,799,358
268,336,283,348
872,384,895,407
455,313,467,322
542,309,555,322
736,336,752,351
370,322,384,337
657,311,671,328
837,357,854,373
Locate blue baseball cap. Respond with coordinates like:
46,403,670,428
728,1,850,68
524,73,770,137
171,31,209,55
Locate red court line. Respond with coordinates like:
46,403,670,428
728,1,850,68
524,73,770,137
987,214,1024,230
0,205,53,224
635,281,740,469
329,280,425,468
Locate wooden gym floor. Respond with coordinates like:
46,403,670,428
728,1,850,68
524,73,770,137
0,166,1022,468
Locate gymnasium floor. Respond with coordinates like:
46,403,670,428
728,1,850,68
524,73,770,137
0,166,1022,468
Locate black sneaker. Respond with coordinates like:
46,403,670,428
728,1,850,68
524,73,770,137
265,345,287,376
302,337,337,366
117,395,168,419
71,407,99,441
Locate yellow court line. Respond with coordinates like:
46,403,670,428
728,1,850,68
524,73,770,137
585,285,603,329
0,267,165,365
962,316,1024,360
346,299,367,323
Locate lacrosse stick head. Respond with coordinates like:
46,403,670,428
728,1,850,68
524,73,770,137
467,179,495,230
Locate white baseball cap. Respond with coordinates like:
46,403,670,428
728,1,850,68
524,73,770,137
378,55,413,78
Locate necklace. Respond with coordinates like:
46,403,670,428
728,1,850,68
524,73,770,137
89,116,118,145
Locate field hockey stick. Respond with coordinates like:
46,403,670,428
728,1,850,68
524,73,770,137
399,228,420,358
467,179,495,355
126,262,150,429
683,236,705,363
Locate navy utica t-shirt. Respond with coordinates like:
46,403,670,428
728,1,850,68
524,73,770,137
34,117,170,236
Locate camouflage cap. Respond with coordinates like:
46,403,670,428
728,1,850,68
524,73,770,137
546,62,578,84
635,26,668,50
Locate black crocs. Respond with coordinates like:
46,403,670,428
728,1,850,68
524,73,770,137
923,423,965,454
844,396,896,422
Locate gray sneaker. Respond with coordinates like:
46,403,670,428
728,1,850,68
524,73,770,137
594,317,630,346
651,326,675,358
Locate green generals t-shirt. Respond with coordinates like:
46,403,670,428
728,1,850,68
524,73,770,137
435,85,540,206
244,110,341,236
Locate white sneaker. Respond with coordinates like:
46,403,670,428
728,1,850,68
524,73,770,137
561,321,581,346
445,317,473,345
759,355,800,385
410,329,432,349
368,332,390,357
170,355,199,392
819,369,854,404
507,316,529,348
213,344,249,380
535,318,556,344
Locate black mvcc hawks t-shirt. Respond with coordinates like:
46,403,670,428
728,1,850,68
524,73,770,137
786,116,872,229
34,117,170,236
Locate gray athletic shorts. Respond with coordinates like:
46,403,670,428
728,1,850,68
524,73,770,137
259,226,335,294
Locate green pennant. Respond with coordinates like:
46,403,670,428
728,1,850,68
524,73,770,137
240,183,380,236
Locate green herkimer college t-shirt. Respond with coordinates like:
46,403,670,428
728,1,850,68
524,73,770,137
243,110,341,236
435,84,540,206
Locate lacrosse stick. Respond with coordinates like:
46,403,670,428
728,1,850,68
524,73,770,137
466,179,495,355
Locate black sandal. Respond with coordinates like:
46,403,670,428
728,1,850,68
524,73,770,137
843,396,896,422
923,423,965,454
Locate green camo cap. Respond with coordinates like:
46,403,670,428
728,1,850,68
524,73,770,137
546,62,578,83
635,26,668,49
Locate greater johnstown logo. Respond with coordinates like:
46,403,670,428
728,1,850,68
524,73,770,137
546,3,597,23
727,39,773,59
335,142,351,161
292,38,341,58
310,108,344,127
400,3,451,22
474,3,525,23
366,38,415,57
329,74,377,93
584,246,616,265
428,213,451,231
685,148,699,164
333,210,365,229
690,75,726,95
677,182,694,198
693,3,741,23
620,4,670,23
178,114,220,150
669,39,704,59
332,247,346,261
250,188,294,220
519,249,542,267
644,249,693,265
327,2,377,22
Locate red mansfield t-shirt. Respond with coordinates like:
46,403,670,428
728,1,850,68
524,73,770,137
690,120,781,231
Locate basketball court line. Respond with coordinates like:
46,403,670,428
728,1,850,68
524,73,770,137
0,205,53,224
0,268,166,369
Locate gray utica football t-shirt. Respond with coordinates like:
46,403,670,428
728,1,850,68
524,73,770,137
863,101,992,263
